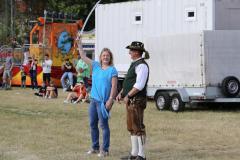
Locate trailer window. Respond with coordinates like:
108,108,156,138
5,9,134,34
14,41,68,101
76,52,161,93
133,12,143,24
188,12,195,17
185,7,197,21
135,16,141,21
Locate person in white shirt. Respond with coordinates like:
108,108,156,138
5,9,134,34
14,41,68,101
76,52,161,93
42,54,52,85
116,41,150,160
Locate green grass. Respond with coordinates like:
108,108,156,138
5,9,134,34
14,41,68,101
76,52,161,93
0,87,240,160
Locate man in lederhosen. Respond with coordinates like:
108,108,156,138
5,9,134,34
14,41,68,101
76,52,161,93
117,41,149,160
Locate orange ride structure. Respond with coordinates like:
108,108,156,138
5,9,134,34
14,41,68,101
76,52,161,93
9,17,83,87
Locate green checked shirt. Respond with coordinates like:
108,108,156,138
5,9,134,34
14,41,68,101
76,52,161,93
75,59,90,80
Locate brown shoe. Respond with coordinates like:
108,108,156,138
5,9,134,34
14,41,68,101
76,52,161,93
120,155,137,160
135,155,146,160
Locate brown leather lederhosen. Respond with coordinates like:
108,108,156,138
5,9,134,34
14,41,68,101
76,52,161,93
126,96,147,136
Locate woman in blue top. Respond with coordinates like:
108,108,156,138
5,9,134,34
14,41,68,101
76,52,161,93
77,37,118,157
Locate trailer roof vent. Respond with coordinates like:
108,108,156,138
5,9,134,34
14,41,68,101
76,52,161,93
185,7,197,22
133,12,143,25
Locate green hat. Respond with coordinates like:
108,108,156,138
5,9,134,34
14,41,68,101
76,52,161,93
126,41,145,51
126,41,150,59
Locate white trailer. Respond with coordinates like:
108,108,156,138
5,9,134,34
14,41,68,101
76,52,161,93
95,0,240,111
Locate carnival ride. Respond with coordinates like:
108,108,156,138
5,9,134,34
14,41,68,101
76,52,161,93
0,15,83,87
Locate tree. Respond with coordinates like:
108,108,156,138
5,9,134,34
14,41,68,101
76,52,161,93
22,0,136,30
1,0,136,45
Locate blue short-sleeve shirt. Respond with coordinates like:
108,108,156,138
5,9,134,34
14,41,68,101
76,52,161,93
91,61,118,102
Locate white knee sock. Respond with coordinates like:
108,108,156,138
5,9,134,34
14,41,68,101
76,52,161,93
137,136,146,158
131,136,138,156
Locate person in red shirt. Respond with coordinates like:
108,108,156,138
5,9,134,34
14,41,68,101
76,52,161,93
63,80,87,104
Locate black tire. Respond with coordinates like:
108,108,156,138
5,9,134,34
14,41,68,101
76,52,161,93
155,92,170,110
170,93,185,112
221,76,240,98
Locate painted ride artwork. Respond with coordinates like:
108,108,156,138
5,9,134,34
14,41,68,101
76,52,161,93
0,16,83,86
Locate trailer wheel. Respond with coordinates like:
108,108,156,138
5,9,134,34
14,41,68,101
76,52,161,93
222,76,240,98
170,93,185,112
155,92,170,110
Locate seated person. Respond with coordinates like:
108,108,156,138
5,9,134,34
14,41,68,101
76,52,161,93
34,83,46,97
63,80,87,104
45,80,58,99
83,87,91,103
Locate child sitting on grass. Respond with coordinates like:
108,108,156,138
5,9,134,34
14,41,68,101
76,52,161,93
63,80,87,104
45,80,58,99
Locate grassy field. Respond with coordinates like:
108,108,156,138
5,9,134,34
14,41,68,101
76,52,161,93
0,87,240,160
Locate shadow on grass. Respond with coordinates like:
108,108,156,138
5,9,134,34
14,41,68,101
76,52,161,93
186,103,240,112
148,98,240,112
